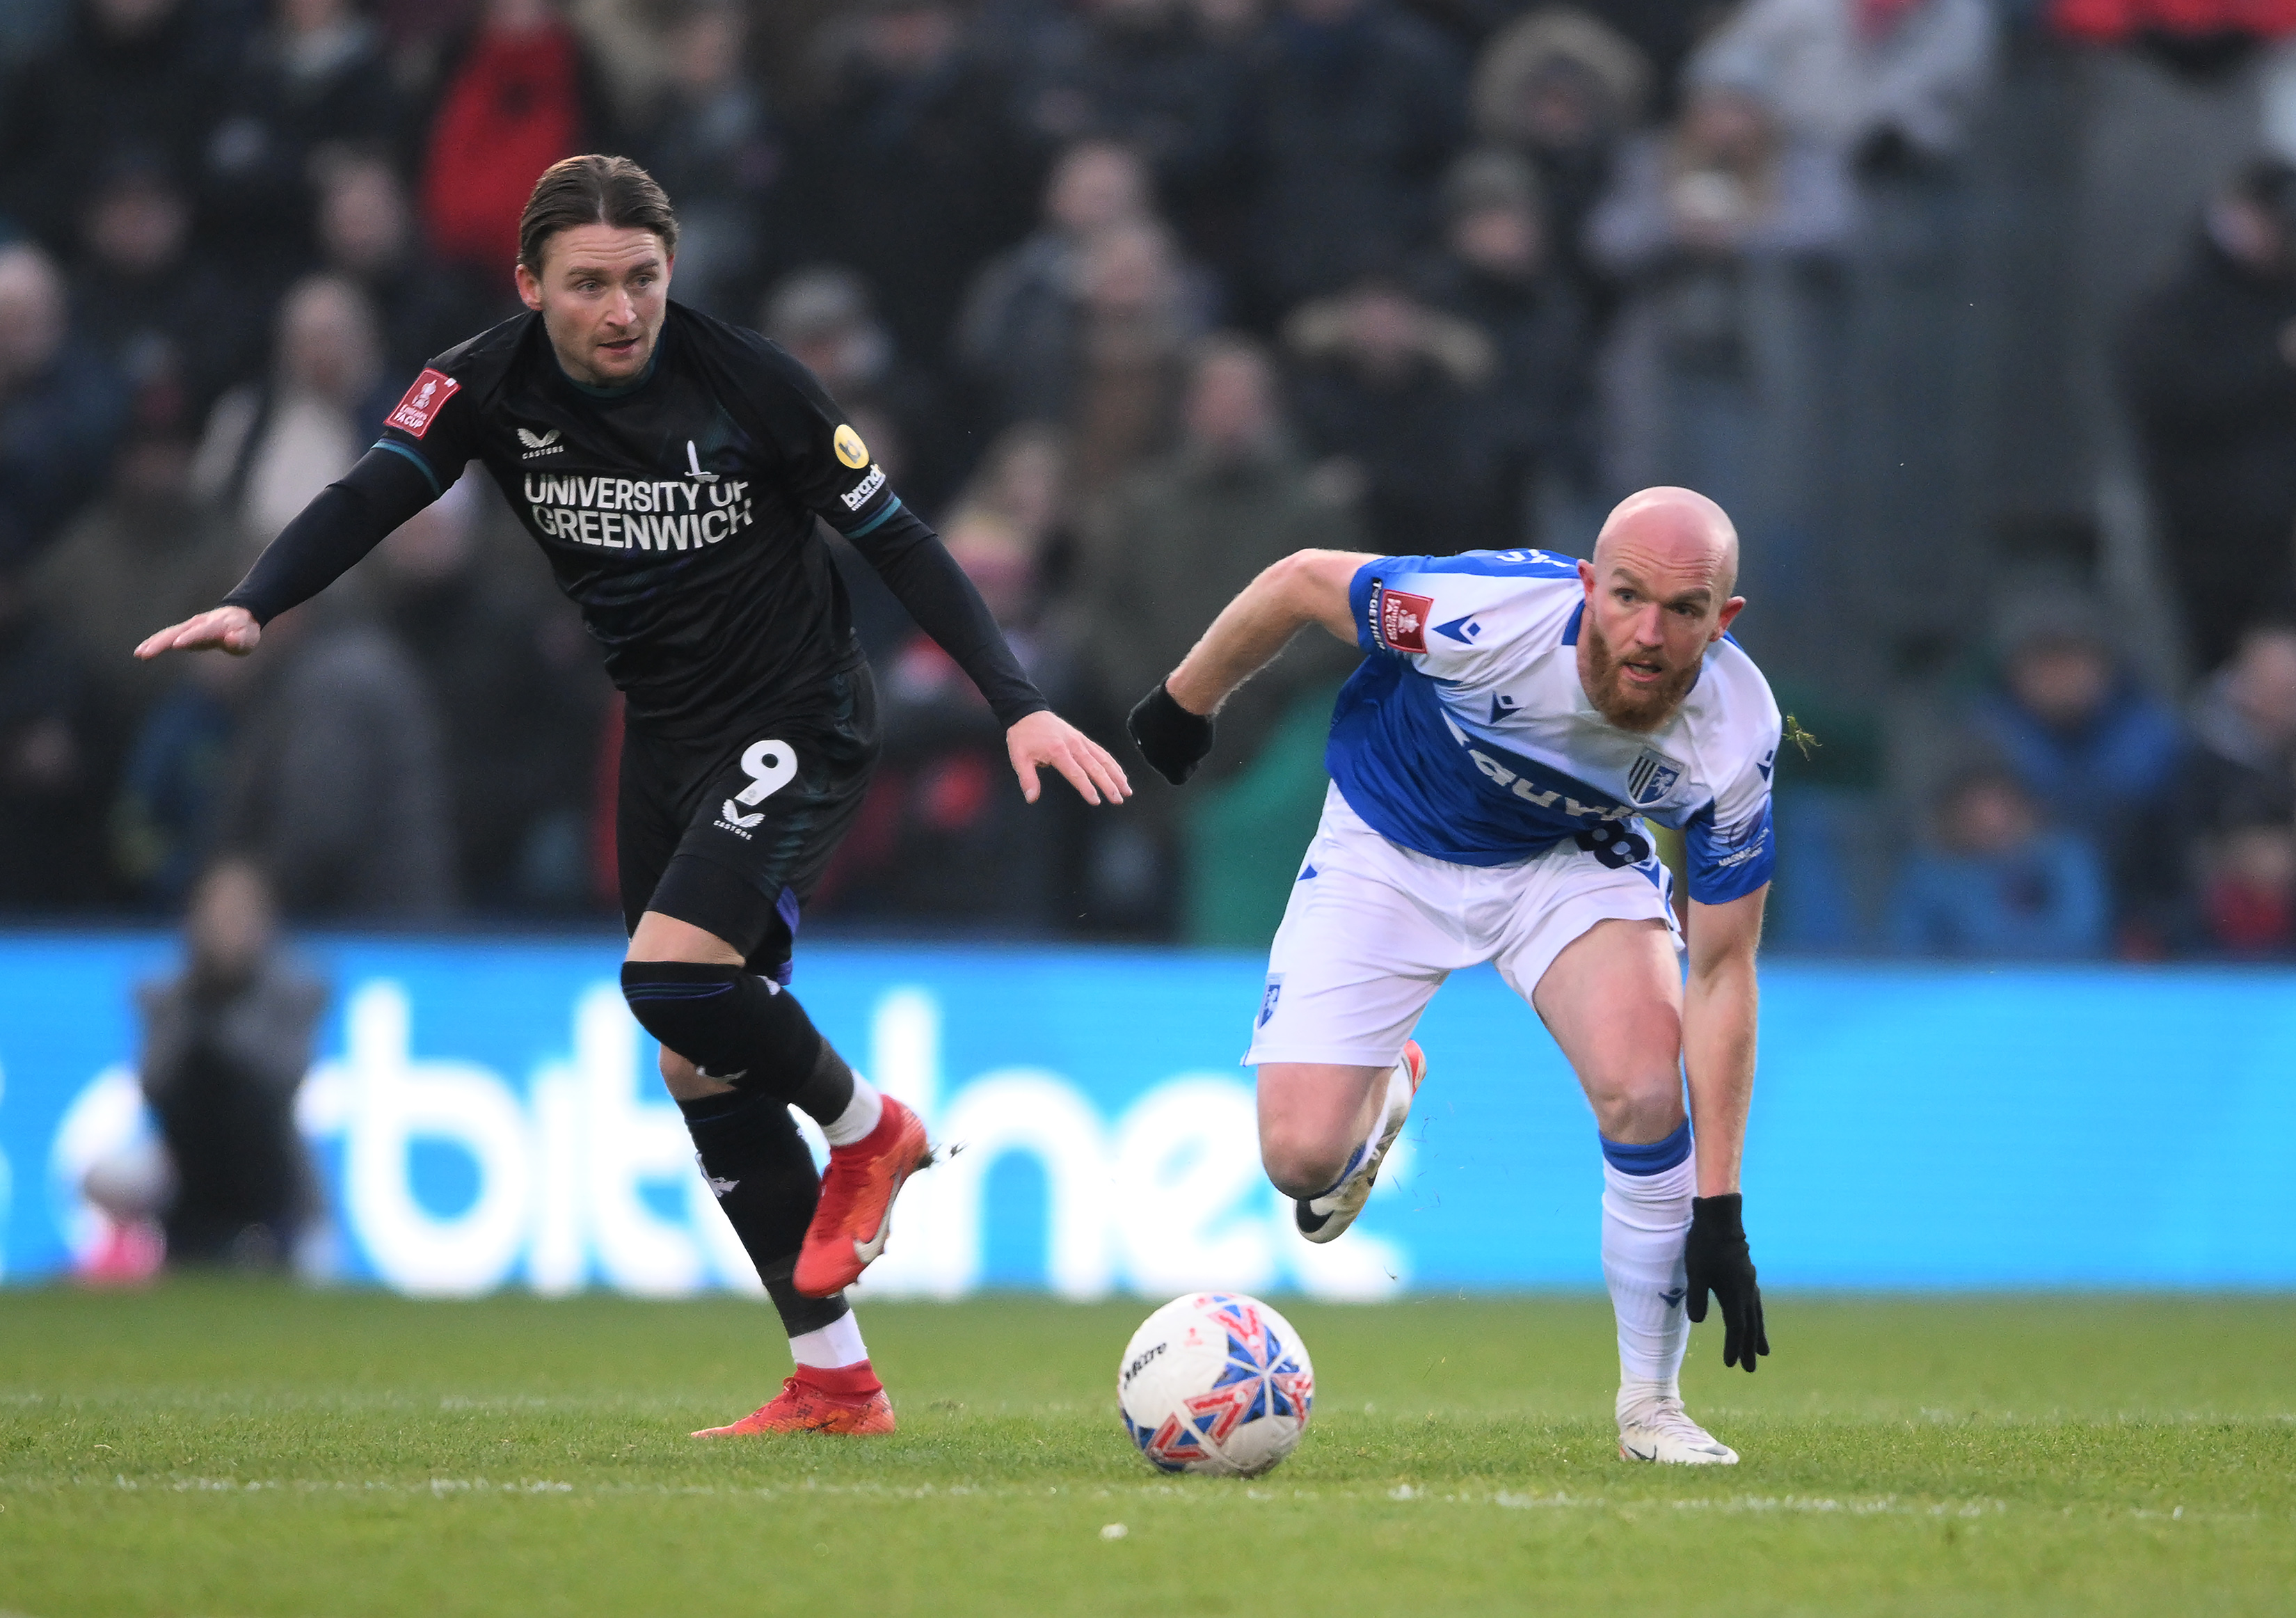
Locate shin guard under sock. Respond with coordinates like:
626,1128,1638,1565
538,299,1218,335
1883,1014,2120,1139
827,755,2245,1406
625,961,859,1125
678,1088,850,1338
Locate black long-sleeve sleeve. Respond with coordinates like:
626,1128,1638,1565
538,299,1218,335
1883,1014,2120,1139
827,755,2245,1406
843,502,1048,728
221,446,440,624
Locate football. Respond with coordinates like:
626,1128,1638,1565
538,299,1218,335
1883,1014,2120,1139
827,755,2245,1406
1117,1292,1315,1476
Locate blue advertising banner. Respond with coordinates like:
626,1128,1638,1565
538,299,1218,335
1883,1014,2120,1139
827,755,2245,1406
1,935,2290,1293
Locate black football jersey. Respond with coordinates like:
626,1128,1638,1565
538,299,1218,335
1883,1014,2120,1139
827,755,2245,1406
375,302,904,740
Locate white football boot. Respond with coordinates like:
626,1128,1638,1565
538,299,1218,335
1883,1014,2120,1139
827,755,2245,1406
1616,1388,1739,1466
1293,1041,1426,1244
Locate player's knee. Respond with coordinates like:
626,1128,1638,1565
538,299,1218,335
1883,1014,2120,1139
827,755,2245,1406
1259,1121,1353,1200
1585,1071,1685,1143
619,960,824,1092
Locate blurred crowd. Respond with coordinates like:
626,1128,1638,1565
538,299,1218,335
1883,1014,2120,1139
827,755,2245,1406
2,0,2295,958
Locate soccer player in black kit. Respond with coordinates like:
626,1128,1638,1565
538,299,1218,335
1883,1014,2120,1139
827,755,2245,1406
138,156,1131,1436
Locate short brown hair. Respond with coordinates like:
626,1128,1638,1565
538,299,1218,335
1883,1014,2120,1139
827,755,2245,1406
517,155,679,273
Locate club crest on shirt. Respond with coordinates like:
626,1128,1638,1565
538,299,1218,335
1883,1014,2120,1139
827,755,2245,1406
1373,585,1434,653
388,368,459,438
1626,749,1684,807
834,423,870,469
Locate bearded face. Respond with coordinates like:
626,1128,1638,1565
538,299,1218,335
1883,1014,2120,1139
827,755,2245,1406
1577,606,1705,733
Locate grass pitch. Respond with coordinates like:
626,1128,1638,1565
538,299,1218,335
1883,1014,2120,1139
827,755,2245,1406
1,1284,2290,1617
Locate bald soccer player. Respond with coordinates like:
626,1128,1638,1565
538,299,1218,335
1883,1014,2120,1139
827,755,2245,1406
1126,490,1776,1463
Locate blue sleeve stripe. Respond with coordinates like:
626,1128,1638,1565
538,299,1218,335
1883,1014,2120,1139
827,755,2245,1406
842,494,902,538
372,438,443,497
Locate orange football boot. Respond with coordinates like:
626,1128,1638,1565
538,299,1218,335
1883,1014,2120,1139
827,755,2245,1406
793,1095,932,1296
691,1361,895,1437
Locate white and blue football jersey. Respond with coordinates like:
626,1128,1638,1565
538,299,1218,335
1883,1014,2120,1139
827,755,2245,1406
1328,550,1781,904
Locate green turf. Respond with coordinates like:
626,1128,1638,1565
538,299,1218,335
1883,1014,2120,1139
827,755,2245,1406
1,1284,2291,1617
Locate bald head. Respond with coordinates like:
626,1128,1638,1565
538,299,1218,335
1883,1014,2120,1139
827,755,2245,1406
1576,486,1746,732
1593,486,1739,599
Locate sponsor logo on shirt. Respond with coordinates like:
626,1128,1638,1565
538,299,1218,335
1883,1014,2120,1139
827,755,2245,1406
516,427,563,460
388,369,459,438
840,462,886,511
834,423,870,470
521,473,756,553
1372,585,1434,653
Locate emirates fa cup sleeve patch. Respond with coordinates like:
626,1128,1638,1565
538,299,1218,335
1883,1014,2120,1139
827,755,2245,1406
388,369,461,438
1373,585,1435,653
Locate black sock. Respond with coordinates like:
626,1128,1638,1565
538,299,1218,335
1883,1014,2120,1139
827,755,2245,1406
677,1089,848,1337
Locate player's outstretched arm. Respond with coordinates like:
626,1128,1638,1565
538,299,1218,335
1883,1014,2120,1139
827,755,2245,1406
1129,550,1368,786
135,605,261,660
1008,710,1131,807
1681,884,1770,1372
132,444,442,664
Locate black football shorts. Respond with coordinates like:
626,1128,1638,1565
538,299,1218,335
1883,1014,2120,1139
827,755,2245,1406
616,660,879,980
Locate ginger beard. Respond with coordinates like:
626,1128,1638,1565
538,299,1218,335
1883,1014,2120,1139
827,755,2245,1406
1577,610,1703,733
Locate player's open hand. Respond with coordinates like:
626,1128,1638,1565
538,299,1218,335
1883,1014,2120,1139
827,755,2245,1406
1684,1193,1769,1372
134,605,261,660
1008,710,1131,807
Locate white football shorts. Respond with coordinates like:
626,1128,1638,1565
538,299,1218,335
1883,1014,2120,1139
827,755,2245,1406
1243,784,1682,1068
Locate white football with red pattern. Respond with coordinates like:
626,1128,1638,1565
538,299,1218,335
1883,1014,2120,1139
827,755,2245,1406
1117,1292,1314,1477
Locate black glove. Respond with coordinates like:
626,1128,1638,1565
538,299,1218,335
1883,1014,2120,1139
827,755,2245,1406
1126,682,1215,786
1684,1193,1769,1372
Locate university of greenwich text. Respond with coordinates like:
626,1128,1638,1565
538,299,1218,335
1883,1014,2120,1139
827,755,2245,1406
524,473,758,552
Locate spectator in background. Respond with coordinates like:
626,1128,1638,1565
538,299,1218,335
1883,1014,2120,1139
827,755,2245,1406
1888,764,2110,958
1963,595,2183,932
216,597,455,921
111,645,257,908
1042,220,1204,506
1238,0,1465,317
0,242,129,569
2183,622,2296,830
127,859,326,1269
192,273,388,544
0,0,225,253
72,158,255,425
822,464,1088,928
1412,147,1599,546
317,150,499,383
793,0,1039,381
1691,0,1997,660
958,141,1215,437
1588,67,1853,680
2121,161,2296,672
34,404,251,766
200,0,406,278
1689,0,1996,166
0,564,109,910
1468,6,1650,319
420,0,607,276
1282,273,1498,555
2187,807,2296,958
630,0,791,321
1082,333,1364,928
1007,0,1245,222
1086,334,1362,757
763,264,955,515
373,475,609,912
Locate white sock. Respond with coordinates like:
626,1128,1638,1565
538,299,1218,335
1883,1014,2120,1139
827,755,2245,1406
1601,1150,1693,1398
788,1310,868,1370
820,1073,884,1148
